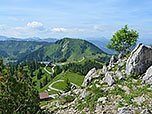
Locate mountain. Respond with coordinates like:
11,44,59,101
18,38,109,63
0,35,57,42
88,40,117,54
0,40,51,60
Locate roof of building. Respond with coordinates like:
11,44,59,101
39,92,49,99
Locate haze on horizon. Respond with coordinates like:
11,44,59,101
0,0,151,40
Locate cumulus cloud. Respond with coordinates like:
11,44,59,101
51,28,68,32
26,21,47,31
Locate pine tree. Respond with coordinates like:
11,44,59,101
0,60,43,114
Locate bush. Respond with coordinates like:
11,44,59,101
62,95,75,103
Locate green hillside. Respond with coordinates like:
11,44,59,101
18,38,108,63
0,40,51,60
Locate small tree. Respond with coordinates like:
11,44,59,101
106,25,139,54
64,78,72,92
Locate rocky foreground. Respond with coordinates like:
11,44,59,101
44,43,152,114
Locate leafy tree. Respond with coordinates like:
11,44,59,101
106,25,139,54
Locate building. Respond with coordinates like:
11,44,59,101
39,92,50,101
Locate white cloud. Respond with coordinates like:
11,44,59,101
27,21,43,28
26,21,47,31
52,28,68,32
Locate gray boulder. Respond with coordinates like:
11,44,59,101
118,52,125,59
117,107,134,114
102,66,108,74
103,72,114,86
140,109,151,114
126,43,152,75
79,91,90,100
82,68,96,87
115,71,125,80
142,66,152,85
108,55,117,69
110,55,117,64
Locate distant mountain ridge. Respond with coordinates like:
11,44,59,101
18,38,109,63
0,35,57,42
0,40,51,60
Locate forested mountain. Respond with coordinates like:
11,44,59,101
0,40,51,60
18,38,109,63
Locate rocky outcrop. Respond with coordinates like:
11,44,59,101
82,68,96,87
142,66,152,85
117,107,134,114
115,71,125,80
102,66,108,74
126,43,152,75
103,72,114,86
79,91,90,100
82,68,102,87
108,55,117,69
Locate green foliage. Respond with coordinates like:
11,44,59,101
62,95,75,103
106,25,139,54
64,78,72,92
128,73,138,79
63,59,103,75
53,65,62,77
37,69,43,80
111,86,133,104
0,60,43,114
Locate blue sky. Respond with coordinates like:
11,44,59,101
0,0,152,40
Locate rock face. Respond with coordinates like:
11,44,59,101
108,55,117,69
126,43,152,75
102,66,108,74
103,72,114,86
115,71,125,80
117,107,134,114
82,68,96,87
142,66,152,85
82,68,102,87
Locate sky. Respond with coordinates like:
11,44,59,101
0,0,152,40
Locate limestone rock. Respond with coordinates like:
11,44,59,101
109,55,117,65
97,97,107,103
126,43,152,75
115,71,125,80
73,89,83,95
142,66,152,85
103,72,114,86
132,95,145,105
82,68,96,87
122,86,130,95
118,53,125,59
79,91,90,100
108,55,117,69
117,107,134,114
102,66,108,74
140,109,151,114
